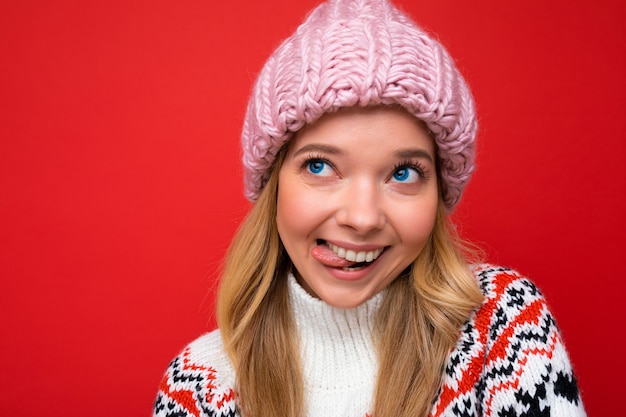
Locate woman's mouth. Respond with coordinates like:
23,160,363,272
326,242,384,263
311,240,386,271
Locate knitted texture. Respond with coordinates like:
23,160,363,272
153,265,586,417
241,0,477,210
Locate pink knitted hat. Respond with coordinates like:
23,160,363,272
241,0,477,210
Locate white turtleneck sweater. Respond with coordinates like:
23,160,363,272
154,265,587,417
289,274,381,416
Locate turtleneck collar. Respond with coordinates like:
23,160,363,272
288,273,383,339
287,273,382,393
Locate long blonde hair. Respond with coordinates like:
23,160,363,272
217,147,483,417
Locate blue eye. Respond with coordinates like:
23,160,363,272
306,159,333,176
309,160,326,174
391,166,421,183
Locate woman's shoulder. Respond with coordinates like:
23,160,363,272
468,263,557,344
153,330,238,417
443,263,587,416
471,263,543,301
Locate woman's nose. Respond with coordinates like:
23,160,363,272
335,178,386,234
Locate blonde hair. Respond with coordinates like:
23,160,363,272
217,148,483,417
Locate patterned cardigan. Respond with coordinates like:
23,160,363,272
154,265,586,416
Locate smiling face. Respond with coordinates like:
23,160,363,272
276,106,439,308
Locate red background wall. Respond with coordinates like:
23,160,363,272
1,0,624,415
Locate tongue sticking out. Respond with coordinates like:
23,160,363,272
311,244,357,268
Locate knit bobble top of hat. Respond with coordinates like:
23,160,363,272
241,0,478,211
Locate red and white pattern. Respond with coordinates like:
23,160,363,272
431,265,586,416
154,265,586,416
154,339,237,417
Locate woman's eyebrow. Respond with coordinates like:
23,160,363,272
293,143,343,157
293,145,434,162
396,149,435,163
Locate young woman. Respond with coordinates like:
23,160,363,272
154,0,586,416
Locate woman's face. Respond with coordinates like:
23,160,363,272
276,106,439,308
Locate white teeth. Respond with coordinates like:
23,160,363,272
327,242,383,263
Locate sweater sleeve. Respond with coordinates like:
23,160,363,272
153,332,239,417
475,266,586,417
